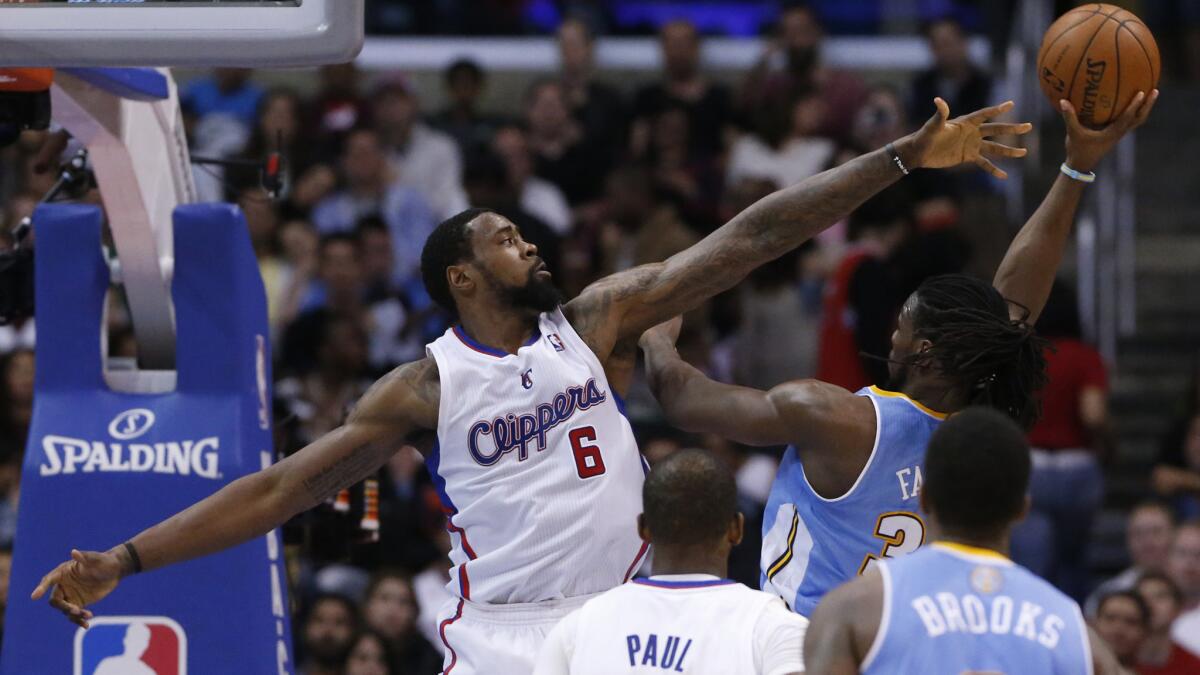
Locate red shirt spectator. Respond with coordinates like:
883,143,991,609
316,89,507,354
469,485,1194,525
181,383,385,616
1028,337,1108,450
1137,643,1200,675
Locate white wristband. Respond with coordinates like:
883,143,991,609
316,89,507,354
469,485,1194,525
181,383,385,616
1060,162,1096,183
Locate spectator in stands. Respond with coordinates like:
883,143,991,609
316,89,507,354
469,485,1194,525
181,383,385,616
1011,281,1110,601
1094,590,1152,669
1167,522,1200,655
362,570,441,674
311,128,438,286
637,101,721,231
909,16,992,127
816,186,912,391
307,62,370,150
632,19,734,161
525,79,612,208
0,443,19,548
0,349,33,448
281,233,416,377
727,90,837,191
1153,411,1200,519
430,58,499,154
237,188,294,335
371,79,469,221
556,17,627,150
355,217,399,302
851,85,910,153
740,3,868,144
1135,572,1200,674
344,630,403,675
597,164,697,277
297,593,360,675
491,123,572,236
1088,502,1178,616
233,88,316,197
181,67,264,132
277,313,375,443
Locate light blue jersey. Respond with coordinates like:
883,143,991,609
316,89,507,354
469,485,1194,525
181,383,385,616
863,543,1091,675
761,386,945,616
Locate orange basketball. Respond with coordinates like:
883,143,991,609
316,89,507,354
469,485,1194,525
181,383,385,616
1037,3,1160,128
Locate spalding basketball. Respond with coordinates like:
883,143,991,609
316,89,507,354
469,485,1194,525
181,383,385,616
1037,3,1160,128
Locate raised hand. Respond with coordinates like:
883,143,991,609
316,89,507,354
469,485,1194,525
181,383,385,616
908,98,1033,179
1062,89,1158,172
31,548,127,628
638,316,683,352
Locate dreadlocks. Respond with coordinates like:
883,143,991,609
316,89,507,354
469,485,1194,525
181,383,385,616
908,274,1049,429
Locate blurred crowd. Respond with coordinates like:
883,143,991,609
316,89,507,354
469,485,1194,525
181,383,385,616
2,3,1200,674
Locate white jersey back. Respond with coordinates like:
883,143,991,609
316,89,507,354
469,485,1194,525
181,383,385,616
426,308,648,604
542,577,800,675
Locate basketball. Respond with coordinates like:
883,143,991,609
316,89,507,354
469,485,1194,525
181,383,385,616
1038,3,1160,128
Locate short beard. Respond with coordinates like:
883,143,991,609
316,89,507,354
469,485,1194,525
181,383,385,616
490,267,562,314
885,363,909,391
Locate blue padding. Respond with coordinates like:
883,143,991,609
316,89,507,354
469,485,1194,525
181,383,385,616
0,203,294,675
61,67,169,102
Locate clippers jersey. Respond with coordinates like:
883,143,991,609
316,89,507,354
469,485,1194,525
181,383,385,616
425,308,649,604
761,386,945,616
864,543,1091,675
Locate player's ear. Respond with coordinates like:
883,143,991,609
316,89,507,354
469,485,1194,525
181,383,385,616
729,513,744,547
446,263,474,297
637,513,651,544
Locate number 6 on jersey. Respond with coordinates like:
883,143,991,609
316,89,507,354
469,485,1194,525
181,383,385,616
570,426,606,479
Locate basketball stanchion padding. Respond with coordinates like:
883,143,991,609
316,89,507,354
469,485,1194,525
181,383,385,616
1,203,293,675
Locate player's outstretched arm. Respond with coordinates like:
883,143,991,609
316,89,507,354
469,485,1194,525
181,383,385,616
639,319,869,452
31,358,440,628
993,90,1157,324
568,99,1031,358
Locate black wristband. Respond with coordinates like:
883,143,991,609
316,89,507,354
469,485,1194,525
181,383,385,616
123,541,143,574
886,142,910,176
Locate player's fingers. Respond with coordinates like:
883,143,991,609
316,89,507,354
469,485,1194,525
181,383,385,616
32,567,62,600
980,140,1027,159
966,99,1014,121
1059,99,1087,136
1115,91,1147,130
934,97,951,122
1133,88,1159,126
975,156,1007,180
980,122,1033,137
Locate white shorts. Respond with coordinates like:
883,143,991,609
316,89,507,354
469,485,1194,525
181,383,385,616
435,594,598,675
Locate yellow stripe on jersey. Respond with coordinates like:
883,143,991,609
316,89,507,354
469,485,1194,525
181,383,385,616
767,509,800,579
867,386,949,420
932,541,1011,562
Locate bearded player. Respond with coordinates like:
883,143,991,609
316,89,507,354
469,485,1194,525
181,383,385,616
33,97,1026,674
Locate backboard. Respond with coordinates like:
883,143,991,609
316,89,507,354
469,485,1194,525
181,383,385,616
0,0,363,67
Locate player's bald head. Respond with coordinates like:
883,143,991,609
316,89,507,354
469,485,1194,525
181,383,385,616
642,449,737,546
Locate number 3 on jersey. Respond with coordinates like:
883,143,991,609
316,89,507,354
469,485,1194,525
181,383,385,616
857,511,925,574
570,426,606,479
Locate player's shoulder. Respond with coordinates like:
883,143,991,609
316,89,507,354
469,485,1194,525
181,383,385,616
348,357,440,430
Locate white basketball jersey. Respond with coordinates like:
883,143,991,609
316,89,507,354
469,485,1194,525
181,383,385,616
551,577,786,674
425,308,648,605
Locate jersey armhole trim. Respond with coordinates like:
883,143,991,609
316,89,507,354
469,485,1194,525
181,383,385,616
798,392,882,503
859,563,891,672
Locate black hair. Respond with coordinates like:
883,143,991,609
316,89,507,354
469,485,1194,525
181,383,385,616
924,407,1030,539
346,629,403,675
419,208,494,314
922,15,967,39
1035,279,1082,339
445,58,484,85
363,568,415,605
303,592,360,629
1136,570,1184,609
642,448,737,547
319,231,360,253
908,274,1049,428
1131,499,1177,525
1097,590,1151,627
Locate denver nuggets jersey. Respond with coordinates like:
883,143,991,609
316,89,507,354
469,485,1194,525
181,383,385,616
540,576,804,675
864,543,1091,675
425,308,648,604
761,386,945,616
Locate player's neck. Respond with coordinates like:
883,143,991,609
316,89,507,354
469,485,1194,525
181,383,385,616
458,305,541,355
650,546,728,579
936,531,1010,558
900,378,967,415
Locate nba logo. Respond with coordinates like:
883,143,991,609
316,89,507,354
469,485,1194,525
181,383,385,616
548,333,566,352
75,616,187,675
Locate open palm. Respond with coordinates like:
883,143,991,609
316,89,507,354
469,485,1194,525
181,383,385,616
912,98,1033,179
31,549,123,628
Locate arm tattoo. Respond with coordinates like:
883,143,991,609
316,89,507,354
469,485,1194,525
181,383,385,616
301,442,395,503
569,147,904,345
